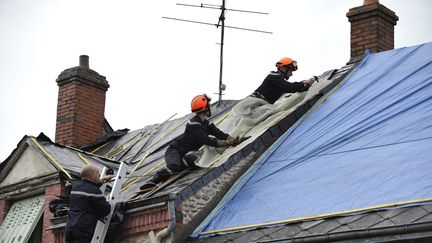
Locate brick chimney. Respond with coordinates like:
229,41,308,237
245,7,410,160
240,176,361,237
346,0,398,63
55,55,110,148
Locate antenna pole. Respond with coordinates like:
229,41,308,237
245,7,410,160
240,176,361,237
218,0,225,103
166,1,271,102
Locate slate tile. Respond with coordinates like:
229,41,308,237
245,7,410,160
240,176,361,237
241,143,254,158
253,138,265,152
278,115,297,132
335,214,364,226
346,213,384,229
180,187,193,201
207,232,240,242
216,164,227,175
369,219,396,228
260,131,274,146
242,230,267,241
201,172,215,185
307,97,319,107
190,178,204,192
306,219,342,235
389,207,428,225
421,204,432,213
269,125,282,138
328,224,353,233
377,207,406,220
224,158,236,168
222,161,233,171
252,235,273,242
413,213,432,223
268,224,302,239
260,225,286,236
298,219,325,230
230,151,245,165
293,103,309,119
293,229,313,238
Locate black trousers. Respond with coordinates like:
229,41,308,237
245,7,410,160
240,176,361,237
65,230,93,243
154,147,198,183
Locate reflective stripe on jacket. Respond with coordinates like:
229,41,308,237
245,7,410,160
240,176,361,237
65,180,111,234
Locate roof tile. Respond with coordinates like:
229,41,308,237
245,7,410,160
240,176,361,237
266,224,302,239
346,213,384,229
298,219,325,230
413,213,432,223
328,224,354,233
421,204,432,213
377,207,406,220
388,206,428,225
306,218,343,235
369,219,397,228
335,214,364,226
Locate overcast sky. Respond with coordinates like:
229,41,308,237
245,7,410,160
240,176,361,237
1,0,431,162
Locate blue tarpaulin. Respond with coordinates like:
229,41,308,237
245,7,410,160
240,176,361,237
193,42,432,237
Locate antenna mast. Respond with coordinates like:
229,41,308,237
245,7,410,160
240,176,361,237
218,0,226,103
163,1,271,103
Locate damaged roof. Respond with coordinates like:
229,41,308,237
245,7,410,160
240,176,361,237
192,203,432,243
189,41,432,242
1,52,356,241
1,61,352,207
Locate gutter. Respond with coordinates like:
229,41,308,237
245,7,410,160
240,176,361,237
256,221,432,243
153,199,176,243
123,193,177,243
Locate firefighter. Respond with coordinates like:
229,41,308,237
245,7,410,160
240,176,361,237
65,165,115,243
140,94,239,190
251,57,316,104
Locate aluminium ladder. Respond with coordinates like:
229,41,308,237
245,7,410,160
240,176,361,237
91,162,128,243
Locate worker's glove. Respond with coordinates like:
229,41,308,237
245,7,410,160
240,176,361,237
101,175,115,183
216,139,229,147
227,136,252,146
303,76,318,87
226,136,238,146
238,136,251,144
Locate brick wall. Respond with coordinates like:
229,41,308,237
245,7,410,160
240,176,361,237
119,206,169,236
56,81,107,147
115,204,182,241
347,2,398,63
0,198,12,225
55,56,109,148
43,183,69,243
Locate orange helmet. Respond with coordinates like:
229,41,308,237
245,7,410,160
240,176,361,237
275,57,298,70
191,94,211,113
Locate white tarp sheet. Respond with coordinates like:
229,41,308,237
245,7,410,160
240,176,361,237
195,72,336,167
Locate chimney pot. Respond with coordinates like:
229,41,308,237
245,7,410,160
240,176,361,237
79,55,89,68
56,56,109,148
363,0,379,5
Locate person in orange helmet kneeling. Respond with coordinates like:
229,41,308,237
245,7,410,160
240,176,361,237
140,94,238,190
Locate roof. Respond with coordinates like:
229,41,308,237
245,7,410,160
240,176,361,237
1,51,354,241
189,41,432,241
191,204,432,243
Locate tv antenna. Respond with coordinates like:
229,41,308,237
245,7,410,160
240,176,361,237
163,1,272,103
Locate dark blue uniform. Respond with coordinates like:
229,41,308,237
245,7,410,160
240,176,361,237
170,115,229,156
252,71,309,104
65,180,110,243
142,115,229,189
